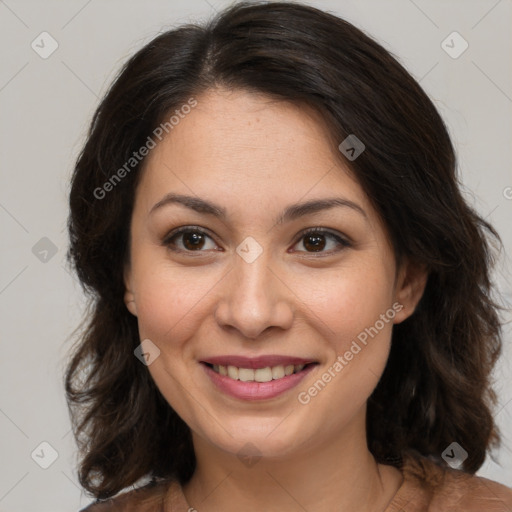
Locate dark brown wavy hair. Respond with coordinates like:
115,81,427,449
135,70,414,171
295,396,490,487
64,0,504,500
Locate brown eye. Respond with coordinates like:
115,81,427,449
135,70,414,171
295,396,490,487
163,227,218,252
182,231,206,250
303,233,327,252
294,228,350,254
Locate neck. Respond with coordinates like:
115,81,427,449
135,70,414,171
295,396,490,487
181,410,403,512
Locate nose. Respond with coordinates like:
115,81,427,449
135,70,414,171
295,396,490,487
214,249,294,340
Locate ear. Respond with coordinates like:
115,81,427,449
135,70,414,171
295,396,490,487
392,259,428,324
123,265,138,317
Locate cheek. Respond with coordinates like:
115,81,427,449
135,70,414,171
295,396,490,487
132,264,216,422
133,262,216,350
302,262,395,347
294,268,396,421
303,261,396,407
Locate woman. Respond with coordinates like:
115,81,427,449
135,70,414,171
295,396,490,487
65,2,512,511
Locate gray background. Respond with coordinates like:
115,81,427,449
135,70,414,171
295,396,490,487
0,0,511,510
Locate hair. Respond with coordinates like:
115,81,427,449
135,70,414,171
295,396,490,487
64,0,504,501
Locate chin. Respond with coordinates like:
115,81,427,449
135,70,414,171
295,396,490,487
198,417,312,461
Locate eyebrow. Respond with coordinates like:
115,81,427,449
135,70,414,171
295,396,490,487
149,192,367,224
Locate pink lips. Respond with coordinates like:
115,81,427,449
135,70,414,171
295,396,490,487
201,357,317,401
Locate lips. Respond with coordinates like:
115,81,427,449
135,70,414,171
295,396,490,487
199,355,319,401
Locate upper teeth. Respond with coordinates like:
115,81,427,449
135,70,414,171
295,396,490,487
212,364,306,382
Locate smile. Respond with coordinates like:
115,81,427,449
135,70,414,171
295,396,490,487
207,363,308,382
201,360,318,401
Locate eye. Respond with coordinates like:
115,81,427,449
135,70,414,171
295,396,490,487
162,226,350,255
292,228,350,254
163,226,219,253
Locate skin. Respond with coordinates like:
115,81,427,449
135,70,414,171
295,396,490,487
124,87,428,512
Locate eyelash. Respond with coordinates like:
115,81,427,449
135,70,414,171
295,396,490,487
162,225,351,256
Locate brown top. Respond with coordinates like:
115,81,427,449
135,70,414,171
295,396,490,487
80,456,512,511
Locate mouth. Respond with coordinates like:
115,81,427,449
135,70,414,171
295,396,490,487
201,361,317,382
199,357,319,401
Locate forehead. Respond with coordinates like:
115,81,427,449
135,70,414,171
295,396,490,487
136,88,372,221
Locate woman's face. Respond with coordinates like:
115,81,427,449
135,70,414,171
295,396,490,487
124,88,425,460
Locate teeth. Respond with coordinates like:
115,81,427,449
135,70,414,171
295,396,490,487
271,365,285,379
238,368,254,382
255,367,272,382
212,363,307,381
227,365,239,379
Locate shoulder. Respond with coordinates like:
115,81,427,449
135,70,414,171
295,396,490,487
401,454,512,511
78,479,173,512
